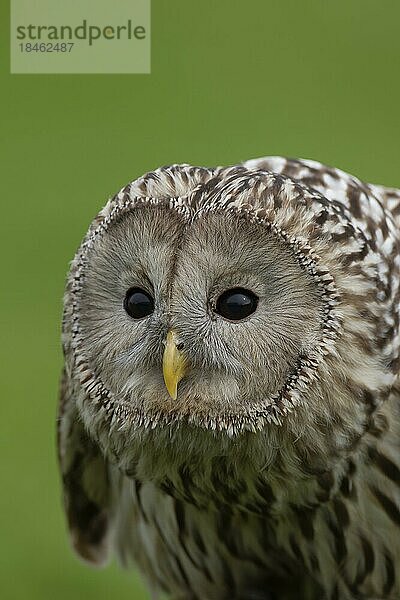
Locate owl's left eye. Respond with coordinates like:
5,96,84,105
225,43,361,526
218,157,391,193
215,287,258,321
124,287,154,320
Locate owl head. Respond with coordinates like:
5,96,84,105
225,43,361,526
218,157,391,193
63,162,394,477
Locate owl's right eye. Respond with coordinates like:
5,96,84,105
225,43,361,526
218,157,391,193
124,287,154,320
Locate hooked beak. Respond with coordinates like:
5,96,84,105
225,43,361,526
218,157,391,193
162,330,187,400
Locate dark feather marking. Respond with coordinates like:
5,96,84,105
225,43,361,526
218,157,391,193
134,480,148,523
289,534,304,565
383,552,395,596
348,186,362,219
291,505,315,541
339,476,357,500
330,583,339,600
173,500,213,581
327,512,347,565
315,470,335,503
315,210,329,226
192,525,207,555
159,477,176,497
244,501,266,516
353,535,374,586
254,479,275,505
178,464,201,507
318,470,334,492
333,498,350,529
309,552,320,574
361,391,376,419
370,486,400,526
175,556,192,592
347,460,357,476
211,456,247,507
368,446,400,484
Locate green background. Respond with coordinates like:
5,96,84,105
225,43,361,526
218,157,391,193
1,1,399,599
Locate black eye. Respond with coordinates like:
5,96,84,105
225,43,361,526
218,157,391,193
124,287,154,320
215,287,258,321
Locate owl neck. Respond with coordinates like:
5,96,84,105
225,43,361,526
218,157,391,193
109,384,391,514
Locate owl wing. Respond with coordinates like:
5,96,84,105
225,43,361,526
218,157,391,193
57,366,112,565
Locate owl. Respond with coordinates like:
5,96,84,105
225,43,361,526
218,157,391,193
58,157,400,600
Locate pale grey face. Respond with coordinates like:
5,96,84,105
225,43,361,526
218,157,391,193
78,203,323,427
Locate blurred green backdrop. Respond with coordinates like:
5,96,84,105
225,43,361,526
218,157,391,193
1,1,399,599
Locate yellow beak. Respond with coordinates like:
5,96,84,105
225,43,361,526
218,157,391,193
162,330,187,400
